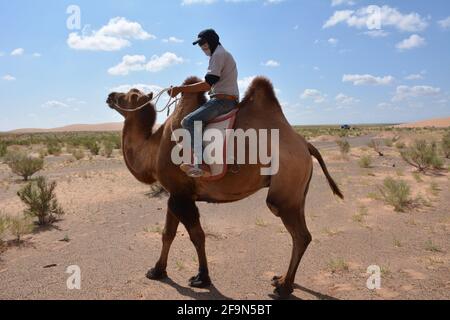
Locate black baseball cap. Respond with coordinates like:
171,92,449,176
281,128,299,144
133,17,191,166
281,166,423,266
192,29,220,46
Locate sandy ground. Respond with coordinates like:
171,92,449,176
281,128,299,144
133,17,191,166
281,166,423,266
0,136,449,300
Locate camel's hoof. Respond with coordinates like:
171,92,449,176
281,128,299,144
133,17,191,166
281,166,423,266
189,273,212,288
271,275,293,298
273,286,293,299
271,275,283,287
146,268,167,280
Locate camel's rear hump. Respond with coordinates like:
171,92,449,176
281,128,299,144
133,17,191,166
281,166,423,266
240,76,281,108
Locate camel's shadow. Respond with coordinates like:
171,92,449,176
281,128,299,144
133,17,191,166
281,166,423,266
158,277,232,300
156,278,338,301
268,284,339,300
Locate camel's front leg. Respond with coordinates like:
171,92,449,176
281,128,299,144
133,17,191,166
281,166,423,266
146,209,179,280
167,195,211,288
185,220,211,288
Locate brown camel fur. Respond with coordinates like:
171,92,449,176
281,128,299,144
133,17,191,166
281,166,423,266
106,76,343,298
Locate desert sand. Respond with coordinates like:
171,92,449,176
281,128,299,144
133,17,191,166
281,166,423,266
0,133,448,300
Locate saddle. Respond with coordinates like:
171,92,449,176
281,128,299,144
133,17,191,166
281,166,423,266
199,108,239,181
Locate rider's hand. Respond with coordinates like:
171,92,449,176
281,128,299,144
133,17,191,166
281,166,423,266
169,86,182,98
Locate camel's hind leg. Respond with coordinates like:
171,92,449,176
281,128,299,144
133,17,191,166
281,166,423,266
271,202,311,297
267,171,313,298
146,209,179,280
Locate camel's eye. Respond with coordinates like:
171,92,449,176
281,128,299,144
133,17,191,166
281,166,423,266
117,95,126,107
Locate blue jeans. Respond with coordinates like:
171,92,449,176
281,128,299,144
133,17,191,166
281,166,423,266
181,98,237,164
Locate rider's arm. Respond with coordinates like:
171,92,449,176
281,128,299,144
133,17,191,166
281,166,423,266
178,81,211,93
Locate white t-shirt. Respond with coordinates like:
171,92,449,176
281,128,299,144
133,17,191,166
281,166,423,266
206,45,239,99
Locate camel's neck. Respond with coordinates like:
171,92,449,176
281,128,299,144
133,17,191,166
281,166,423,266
121,108,159,184
121,94,202,184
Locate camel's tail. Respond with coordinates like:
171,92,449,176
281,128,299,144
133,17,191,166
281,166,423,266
308,143,344,199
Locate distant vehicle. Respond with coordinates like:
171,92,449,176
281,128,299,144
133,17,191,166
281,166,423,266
341,125,351,130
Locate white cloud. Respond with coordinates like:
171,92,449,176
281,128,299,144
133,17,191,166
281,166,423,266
301,89,326,103
331,0,355,7
396,34,426,51
11,48,24,56
323,10,354,29
108,52,184,76
393,85,441,101
32,53,42,57
323,5,428,32
110,84,164,94
162,37,184,43
328,38,339,45
67,32,130,51
67,17,155,51
438,16,450,30
66,97,86,105
108,55,146,76
2,74,16,81
262,60,280,67
342,74,394,86
335,93,359,104
182,0,217,5
0,52,4,57
363,30,389,37
264,0,285,4
146,52,184,72
42,100,70,109
238,76,256,93
405,74,424,81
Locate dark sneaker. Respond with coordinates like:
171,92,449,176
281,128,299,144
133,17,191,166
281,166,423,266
180,163,211,178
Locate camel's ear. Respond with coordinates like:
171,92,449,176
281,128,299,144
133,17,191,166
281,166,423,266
147,92,154,100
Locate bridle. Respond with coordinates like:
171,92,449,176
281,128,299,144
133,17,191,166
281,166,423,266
111,87,181,116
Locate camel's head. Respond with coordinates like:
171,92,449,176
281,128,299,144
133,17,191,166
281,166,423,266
106,89,154,118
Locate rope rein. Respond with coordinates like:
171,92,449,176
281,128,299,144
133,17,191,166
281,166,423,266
112,87,180,116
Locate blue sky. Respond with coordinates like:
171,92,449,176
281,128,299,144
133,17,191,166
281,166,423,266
0,0,449,131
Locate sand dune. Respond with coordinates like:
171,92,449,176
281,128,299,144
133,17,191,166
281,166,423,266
8,122,124,134
397,116,450,128
6,116,449,134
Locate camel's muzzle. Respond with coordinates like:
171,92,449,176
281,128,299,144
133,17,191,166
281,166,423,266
106,93,118,110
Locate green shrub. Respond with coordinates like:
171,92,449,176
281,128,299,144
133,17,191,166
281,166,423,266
442,131,450,159
38,148,48,159
378,177,411,212
368,139,384,156
401,140,443,172
8,216,34,243
146,182,169,198
0,141,7,158
395,141,406,150
5,152,44,181
102,141,114,158
358,155,372,168
384,139,393,147
17,176,64,225
86,141,100,156
46,142,62,156
0,215,9,244
336,139,350,155
71,149,85,160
